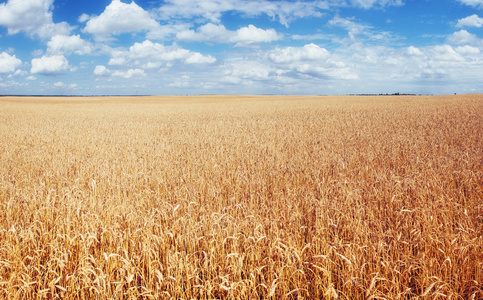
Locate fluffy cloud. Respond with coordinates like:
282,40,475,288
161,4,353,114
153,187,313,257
455,45,480,55
0,0,72,39
185,53,218,64
31,55,69,75
448,29,482,45
268,43,329,63
233,25,281,45
47,35,94,55
82,0,161,40
0,52,22,74
109,40,216,67
431,45,464,61
94,65,110,76
220,44,359,93
357,43,483,85
177,23,281,45
407,46,423,56
54,81,77,88
10,69,28,77
94,66,111,76
456,14,483,27
112,69,145,79
264,44,356,80
177,23,228,42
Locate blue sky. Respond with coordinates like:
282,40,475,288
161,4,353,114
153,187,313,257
0,0,482,95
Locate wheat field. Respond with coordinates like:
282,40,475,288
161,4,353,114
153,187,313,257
0,94,482,299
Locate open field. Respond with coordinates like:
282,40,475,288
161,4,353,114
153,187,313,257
0,94,482,299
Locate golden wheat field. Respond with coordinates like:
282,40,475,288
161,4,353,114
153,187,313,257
0,94,482,299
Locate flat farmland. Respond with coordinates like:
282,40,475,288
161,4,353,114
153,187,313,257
0,94,482,299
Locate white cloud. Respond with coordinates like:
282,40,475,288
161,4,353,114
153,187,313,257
358,43,483,86
94,65,110,76
455,45,480,55
26,76,37,80
11,69,27,77
232,25,281,45
0,0,72,39
78,13,90,23
268,43,329,63
47,35,94,55
223,59,274,83
111,40,216,67
107,50,128,66
456,0,483,9
432,45,464,61
186,53,217,64
112,68,146,79
456,14,483,28
0,52,22,74
177,23,281,45
54,81,78,88
348,0,404,9
31,55,69,75
177,23,230,42
407,46,423,56
83,0,162,40
265,44,356,80
448,29,482,45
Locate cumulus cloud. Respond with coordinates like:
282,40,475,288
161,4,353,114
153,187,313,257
268,43,329,63
177,23,229,42
54,81,77,88
47,35,94,55
232,25,281,45
82,0,162,40
456,14,483,27
220,44,359,93
94,65,110,76
177,23,281,45
110,40,216,67
407,46,423,56
185,53,217,64
266,44,357,80
455,45,480,55
10,69,28,77
0,0,72,39
0,52,22,74
358,43,483,85
448,29,482,45
112,68,145,79
431,45,464,61
31,55,69,75
223,59,275,84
